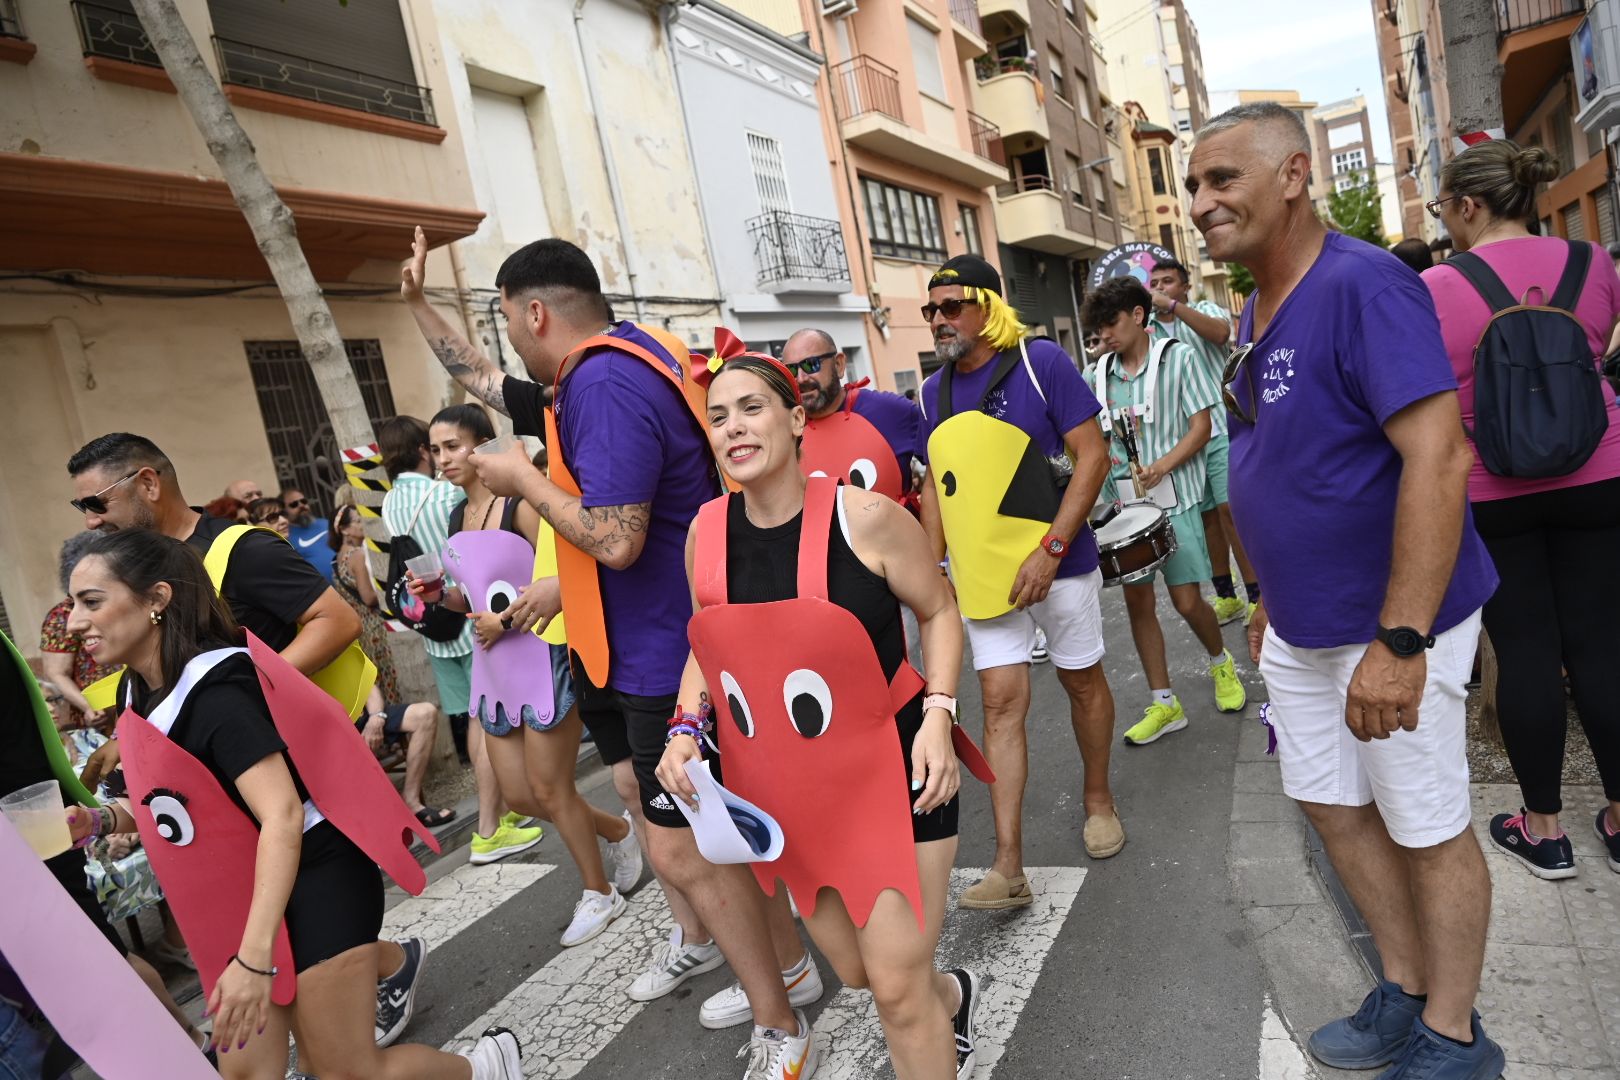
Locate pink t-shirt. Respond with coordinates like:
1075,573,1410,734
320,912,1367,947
1422,235,1620,502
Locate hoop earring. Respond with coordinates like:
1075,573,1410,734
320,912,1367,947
149,610,164,626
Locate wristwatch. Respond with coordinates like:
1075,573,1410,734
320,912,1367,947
922,694,958,720
1376,625,1435,658
1039,534,1069,558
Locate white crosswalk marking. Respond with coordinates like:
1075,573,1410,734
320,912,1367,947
812,867,1086,1079
383,861,556,944
1257,995,1315,1080
441,883,677,1077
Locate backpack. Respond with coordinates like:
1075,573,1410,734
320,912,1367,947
380,494,467,643
1448,239,1609,478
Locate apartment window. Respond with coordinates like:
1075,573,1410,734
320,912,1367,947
1148,147,1168,196
470,88,550,244
894,369,920,396
1049,49,1066,102
1159,224,1178,258
1076,73,1093,122
959,204,983,255
1091,168,1109,215
908,16,945,100
1565,201,1587,242
863,177,947,262
1331,148,1366,175
1062,0,1079,22
1066,152,1086,207
747,132,792,214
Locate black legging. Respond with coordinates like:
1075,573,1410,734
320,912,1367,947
1472,475,1620,813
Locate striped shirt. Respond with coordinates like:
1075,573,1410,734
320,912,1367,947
1150,300,1233,431
381,470,472,658
1098,339,1220,510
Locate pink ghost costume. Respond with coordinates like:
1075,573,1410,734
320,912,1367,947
444,528,558,733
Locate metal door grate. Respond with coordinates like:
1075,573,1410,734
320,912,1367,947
243,339,397,516
748,132,792,215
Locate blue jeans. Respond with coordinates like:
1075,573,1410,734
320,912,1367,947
0,999,48,1080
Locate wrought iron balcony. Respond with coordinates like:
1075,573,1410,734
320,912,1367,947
747,211,852,291
73,1,160,67
1,0,25,39
831,55,902,123
949,0,983,37
1497,0,1585,38
968,110,1005,165
213,36,436,126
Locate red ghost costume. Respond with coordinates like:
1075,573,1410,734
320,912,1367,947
117,634,438,1005
800,386,905,501
687,477,991,930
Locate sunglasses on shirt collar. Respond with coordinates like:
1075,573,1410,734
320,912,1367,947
1221,343,1259,425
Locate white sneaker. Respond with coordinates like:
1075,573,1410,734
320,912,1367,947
627,925,726,1001
1031,628,1050,664
608,810,643,894
738,1009,816,1080
560,887,626,947
462,1026,522,1080
701,955,825,1029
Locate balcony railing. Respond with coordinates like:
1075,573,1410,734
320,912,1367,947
996,174,1055,198
747,211,851,287
968,111,1005,165
974,54,1037,81
1496,0,1584,38
213,36,436,126
1,0,24,39
73,1,161,67
831,55,903,123
949,0,983,37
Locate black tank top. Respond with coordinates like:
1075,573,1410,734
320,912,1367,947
723,491,921,725
448,494,525,538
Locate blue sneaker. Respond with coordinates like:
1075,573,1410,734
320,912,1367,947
1376,1011,1504,1079
1308,980,1424,1069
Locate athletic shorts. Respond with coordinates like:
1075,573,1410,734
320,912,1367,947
426,651,474,717
964,570,1106,671
1258,609,1481,849
285,823,384,971
570,653,692,827
1121,506,1212,588
1200,430,1230,510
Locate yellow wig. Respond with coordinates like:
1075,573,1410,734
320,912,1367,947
964,286,1029,352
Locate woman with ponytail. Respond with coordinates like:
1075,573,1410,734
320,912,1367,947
1422,139,1620,881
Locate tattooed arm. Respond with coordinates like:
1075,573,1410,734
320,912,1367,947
401,225,509,416
470,443,651,570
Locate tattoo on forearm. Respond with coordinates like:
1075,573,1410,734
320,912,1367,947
538,499,652,563
428,335,508,415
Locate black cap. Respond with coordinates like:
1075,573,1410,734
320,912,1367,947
928,254,1001,296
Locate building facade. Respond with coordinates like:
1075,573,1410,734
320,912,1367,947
972,0,1129,354
802,0,1009,394
1370,0,1425,239
1313,95,1377,218
0,0,483,650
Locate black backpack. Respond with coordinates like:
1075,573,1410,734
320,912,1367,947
1448,239,1609,478
379,495,466,643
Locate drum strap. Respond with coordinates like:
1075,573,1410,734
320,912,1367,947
1096,337,1177,434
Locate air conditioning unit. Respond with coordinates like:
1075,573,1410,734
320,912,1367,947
1574,0,1620,133
821,0,858,17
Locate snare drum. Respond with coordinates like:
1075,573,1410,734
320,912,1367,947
1094,503,1178,587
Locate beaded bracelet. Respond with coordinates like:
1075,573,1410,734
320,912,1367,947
230,954,277,978
665,723,702,744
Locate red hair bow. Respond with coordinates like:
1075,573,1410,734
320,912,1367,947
695,327,803,403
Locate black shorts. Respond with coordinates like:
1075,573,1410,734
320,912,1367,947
571,653,696,829
286,823,384,972
356,706,410,747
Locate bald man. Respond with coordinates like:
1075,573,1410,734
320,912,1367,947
1189,102,1501,1077
224,478,262,503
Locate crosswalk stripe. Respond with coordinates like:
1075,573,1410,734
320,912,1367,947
813,867,1087,1079
441,883,676,1077
383,861,557,945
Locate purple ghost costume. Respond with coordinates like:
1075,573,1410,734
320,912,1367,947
444,529,558,734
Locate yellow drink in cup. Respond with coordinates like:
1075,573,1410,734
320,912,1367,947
1,779,71,859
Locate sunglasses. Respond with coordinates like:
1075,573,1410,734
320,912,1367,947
285,497,308,509
252,511,288,525
1221,343,1258,425
1425,194,1462,219
782,352,837,376
920,298,980,322
70,471,138,515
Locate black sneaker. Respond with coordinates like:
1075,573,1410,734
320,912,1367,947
950,968,980,1079
1597,808,1620,873
375,937,426,1047
1489,811,1577,880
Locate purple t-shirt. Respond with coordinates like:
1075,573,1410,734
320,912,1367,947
919,338,1102,577
848,387,924,481
505,323,718,696
1229,232,1497,648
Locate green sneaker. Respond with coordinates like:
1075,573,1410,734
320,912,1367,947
1211,652,1247,713
1243,601,1258,626
501,811,540,832
1123,699,1187,745
470,821,544,865
1210,595,1246,625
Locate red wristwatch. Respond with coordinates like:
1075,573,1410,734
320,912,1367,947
1039,534,1068,558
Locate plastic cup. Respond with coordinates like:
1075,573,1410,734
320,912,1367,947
406,551,445,601
1,780,71,859
473,433,516,456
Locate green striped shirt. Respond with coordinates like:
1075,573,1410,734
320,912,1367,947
1099,339,1221,510
1150,300,1233,431
381,471,472,658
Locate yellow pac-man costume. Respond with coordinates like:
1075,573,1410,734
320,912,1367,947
927,343,1063,620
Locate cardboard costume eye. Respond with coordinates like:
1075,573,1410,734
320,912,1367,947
783,669,833,737
142,791,195,846
484,580,519,614
720,670,754,738
847,458,878,491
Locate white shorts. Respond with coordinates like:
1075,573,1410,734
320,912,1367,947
1258,610,1482,849
964,570,1106,671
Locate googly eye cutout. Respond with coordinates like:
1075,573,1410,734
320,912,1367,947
720,670,754,738
143,793,195,846
808,469,829,478
484,580,519,615
847,459,878,490
783,669,833,738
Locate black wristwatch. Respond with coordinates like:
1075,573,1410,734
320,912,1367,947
1376,625,1435,658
